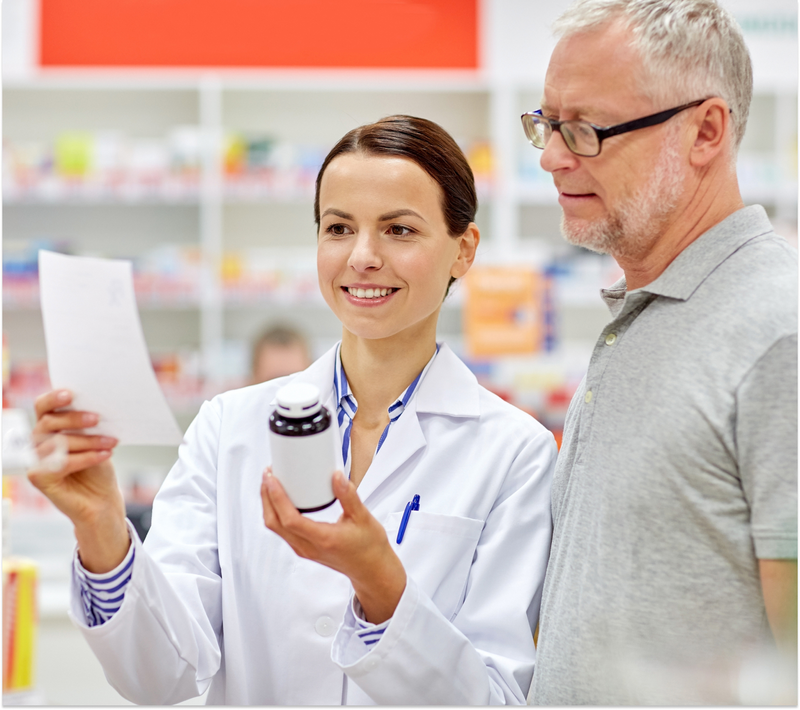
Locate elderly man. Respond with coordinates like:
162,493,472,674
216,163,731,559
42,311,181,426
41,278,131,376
523,0,797,704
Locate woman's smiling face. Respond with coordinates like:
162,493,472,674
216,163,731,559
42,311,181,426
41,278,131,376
317,153,477,343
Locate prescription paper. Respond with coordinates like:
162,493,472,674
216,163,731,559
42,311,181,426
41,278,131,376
39,250,183,446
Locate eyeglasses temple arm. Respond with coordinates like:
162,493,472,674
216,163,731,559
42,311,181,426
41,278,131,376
595,99,707,142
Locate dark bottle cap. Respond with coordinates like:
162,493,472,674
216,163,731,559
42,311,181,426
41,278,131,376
269,382,331,436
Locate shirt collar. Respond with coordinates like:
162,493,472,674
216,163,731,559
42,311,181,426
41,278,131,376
333,342,440,417
601,205,774,314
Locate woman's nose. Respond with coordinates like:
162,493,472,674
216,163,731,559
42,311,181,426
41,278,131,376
347,233,382,272
539,129,581,174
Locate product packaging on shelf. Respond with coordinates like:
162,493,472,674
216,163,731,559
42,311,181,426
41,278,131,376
2,556,38,696
464,265,545,357
2,493,39,701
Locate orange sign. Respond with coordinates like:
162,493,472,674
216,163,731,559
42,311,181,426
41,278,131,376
40,0,478,69
464,267,544,357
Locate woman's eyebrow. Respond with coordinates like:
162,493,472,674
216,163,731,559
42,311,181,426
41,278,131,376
320,208,354,220
379,209,427,223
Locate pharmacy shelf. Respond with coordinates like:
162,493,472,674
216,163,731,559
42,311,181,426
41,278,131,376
3,71,797,467
2,75,497,398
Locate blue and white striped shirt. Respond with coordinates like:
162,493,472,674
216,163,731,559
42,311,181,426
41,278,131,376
74,541,135,627
76,343,439,630
333,342,439,479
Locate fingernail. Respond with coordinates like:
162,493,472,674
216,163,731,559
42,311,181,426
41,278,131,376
83,413,98,426
57,390,70,403
100,437,117,446
266,476,278,492
98,450,111,459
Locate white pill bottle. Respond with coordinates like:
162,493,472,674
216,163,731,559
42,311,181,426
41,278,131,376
268,382,338,512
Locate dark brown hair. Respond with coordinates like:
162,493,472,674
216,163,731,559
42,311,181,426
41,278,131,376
314,115,478,294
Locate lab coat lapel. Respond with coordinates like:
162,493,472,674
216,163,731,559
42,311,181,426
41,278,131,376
354,343,481,505
267,343,481,505
355,398,427,504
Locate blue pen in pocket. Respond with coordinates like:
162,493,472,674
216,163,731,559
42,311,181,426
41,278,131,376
396,494,420,544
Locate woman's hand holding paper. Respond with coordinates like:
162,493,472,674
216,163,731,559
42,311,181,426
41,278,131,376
28,388,130,574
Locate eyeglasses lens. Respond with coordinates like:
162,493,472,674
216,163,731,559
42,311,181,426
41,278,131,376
567,122,599,157
524,116,549,148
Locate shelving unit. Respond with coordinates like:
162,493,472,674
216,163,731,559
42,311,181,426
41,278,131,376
4,72,797,408
2,74,497,389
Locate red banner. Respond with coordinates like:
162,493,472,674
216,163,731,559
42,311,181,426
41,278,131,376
40,0,478,69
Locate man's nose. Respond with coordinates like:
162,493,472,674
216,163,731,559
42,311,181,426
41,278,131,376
539,129,581,174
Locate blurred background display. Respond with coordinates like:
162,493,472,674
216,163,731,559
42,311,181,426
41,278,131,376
1,0,796,704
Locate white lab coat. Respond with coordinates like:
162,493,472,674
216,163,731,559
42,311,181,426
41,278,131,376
69,343,556,705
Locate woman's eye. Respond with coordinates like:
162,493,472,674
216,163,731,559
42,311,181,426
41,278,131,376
388,224,413,237
326,223,351,236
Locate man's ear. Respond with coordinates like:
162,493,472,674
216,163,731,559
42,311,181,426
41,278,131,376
689,99,732,168
451,223,480,279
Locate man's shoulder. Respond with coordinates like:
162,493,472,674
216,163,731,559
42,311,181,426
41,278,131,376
721,231,797,311
736,230,797,270
683,229,797,364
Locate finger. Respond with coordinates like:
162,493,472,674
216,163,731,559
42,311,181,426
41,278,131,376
59,448,113,474
261,471,281,529
34,389,72,419
36,410,99,436
264,474,334,542
260,471,299,534
260,474,318,555
29,448,112,481
60,434,118,454
264,474,304,527
333,471,367,520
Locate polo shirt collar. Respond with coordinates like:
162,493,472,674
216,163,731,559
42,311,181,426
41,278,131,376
601,205,774,314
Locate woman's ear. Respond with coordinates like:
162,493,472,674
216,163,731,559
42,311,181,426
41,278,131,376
450,223,480,279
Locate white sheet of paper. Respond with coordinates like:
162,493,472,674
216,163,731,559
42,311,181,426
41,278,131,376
39,250,183,446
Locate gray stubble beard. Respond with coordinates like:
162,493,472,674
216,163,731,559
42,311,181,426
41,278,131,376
559,132,687,260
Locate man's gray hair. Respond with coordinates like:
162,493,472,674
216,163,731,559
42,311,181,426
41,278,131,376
552,0,752,150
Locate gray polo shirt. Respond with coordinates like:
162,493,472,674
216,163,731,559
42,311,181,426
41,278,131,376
531,206,797,705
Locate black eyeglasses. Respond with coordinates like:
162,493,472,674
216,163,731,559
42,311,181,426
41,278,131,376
521,99,714,157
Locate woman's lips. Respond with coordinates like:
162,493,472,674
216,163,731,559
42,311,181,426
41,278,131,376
341,286,399,306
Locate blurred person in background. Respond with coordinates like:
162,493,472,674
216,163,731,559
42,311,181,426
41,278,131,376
521,0,798,704
29,115,557,705
250,323,312,384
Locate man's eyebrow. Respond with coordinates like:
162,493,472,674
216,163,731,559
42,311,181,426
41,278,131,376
379,209,427,223
320,208,354,220
540,101,615,124
540,99,556,116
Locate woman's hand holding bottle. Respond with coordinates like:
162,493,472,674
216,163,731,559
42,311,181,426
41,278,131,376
28,389,130,573
261,469,407,624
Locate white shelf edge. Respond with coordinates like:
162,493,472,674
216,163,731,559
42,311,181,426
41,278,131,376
3,68,493,93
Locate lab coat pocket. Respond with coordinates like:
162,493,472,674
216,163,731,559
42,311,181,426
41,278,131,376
384,511,484,621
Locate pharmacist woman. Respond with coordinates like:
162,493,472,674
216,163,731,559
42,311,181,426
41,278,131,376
30,115,557,705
